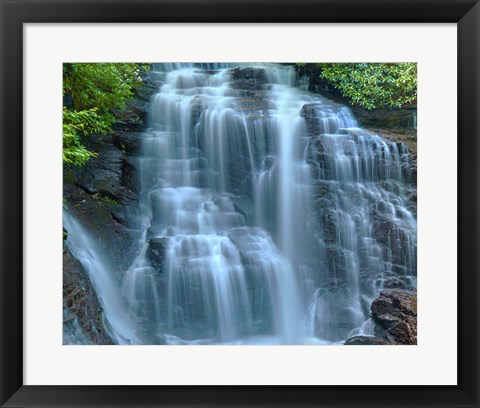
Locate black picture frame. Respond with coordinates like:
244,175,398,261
1,0,479,407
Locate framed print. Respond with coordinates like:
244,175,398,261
1,0,479,407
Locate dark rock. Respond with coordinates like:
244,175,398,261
113,132,142,156
371,289,417,345
63,247,113,344
352,106,417,133
344,335,391,345
230,67,267,91
148,237,169,269
121,157,138,194
300,103,322,136
382,277,416,290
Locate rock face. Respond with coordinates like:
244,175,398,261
370,289,417,345
63,247,113,344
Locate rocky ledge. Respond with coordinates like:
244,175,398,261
345,289,417,345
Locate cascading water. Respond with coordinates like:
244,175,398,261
65,63,416,345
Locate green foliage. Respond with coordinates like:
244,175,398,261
63,63,150,166
101,196,119,206
63,108,103,166
315,63,417,110
92,193,119,206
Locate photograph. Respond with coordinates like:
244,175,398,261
62,62,417,346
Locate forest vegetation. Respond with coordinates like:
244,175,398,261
63,63,149,166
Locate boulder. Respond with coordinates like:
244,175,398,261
371,289,417,345
344,335,391,345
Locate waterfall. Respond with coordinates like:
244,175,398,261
65,63,416,345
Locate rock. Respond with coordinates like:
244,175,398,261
121,156,138,194
230,67,267,91
300,103,346,136
63,247,113,344
371,289,417,345
367,128,417,187
382,277,416,290
113,132,142,156
352,106,417,133
371,214,415,275
148,237,169,269
344,335,391,345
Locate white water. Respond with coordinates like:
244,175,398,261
64,63,416,345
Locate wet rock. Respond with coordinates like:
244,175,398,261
344,335,391,345
230,67,267,91
371,214,415,275
300,103,321,136
382,277,416,290
148,237,169,269
63,247,113,344
113,132,142,156
367,129,417,186
121,156,138,194
352,106,417,133
409,152,417,186
300,103,335,136
235,94,272,114
371,289,417,345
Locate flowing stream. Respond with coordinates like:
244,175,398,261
64,63,416,345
